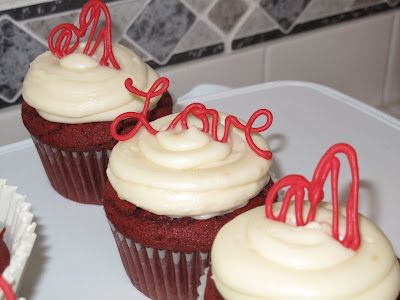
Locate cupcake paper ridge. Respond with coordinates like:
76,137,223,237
0,179,37,300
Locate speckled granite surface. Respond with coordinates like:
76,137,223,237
0,18,46,106
127,0,196,63
0,0,399,108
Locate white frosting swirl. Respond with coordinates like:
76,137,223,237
211,203,400,300
107,113,272,218
22,43,161,124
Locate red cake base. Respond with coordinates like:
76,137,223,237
21,93,173,204
103,179,274,300
0,230,10,274
204,269,222,300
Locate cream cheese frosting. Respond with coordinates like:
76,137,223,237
211,203,400,300
22,43,161,124
107,113,272,218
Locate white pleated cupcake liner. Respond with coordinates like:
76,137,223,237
196,267,209,300
32,136,110,204
109,222,209,300
0,180,36,300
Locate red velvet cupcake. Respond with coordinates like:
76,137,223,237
21,0,172,204
200,144,400,300
103,78,274,300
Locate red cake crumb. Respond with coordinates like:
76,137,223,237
103,179,274,253
21,92,173,152
0,229,10,274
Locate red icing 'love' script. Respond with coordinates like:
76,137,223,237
111,77,273,160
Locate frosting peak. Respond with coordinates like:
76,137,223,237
157,127,210,152
248,204,354,270
59,53,99,70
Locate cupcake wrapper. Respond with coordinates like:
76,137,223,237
32,136,110,205
196,267,209,300
109,223,209,300
0,180,36,300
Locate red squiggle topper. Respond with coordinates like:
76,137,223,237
111,77,273,159
0,276,15,300
265,143,360,250
0,229,15,300
48,0,120,69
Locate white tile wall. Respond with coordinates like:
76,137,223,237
263,12,394,107
160,46,265,98
383,10,400,105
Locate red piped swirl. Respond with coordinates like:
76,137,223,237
48,0,120,69
0,276,15,300
265,143,360,250
111,77,273,160
111,77,169,141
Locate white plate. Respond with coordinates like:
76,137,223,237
0,81,399,299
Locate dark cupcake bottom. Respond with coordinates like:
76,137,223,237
21,93,173,204
204,269,222,300
103,179,274,300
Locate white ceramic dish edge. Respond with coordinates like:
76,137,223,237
178,81,400,130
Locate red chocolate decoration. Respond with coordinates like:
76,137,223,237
0,229,15,300
111,77,169,140
111,77,273,159
0,276,15,300
265,143,360,250
48,0,120,69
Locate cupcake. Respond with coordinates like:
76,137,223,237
21,0,173,204
201,143,400,300
103,77,274,300
0,180,37,300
